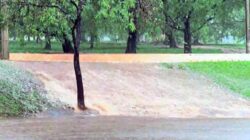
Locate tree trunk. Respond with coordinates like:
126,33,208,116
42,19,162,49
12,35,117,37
36,35,41,44
27,35,31,42
81,21,87,42
163,0,178,48
169,33,178,48
165,31,178,48
184,17,192,53
246,0,250,53
62,35,74,53
90,33,95,49
44,33,51,50
13,30,17,41
193,36,202,45
72,2,86,110
125,0,138,53
1,27,9,59
126,31,137,53
136,31,140,44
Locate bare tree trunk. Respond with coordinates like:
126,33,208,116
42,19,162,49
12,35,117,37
193,36,202,45
126,0,139,53
246,0,250,53
72,0,86,110
1,2,9,60
13,30,17,41
62,34,74,53
1,27,9,59
126,31,137,53
44,32,51,50
184,17,192,53
90,33,95,49
169,33,178,48
27,35,31,42
162,0,179,49
36,35,41,44
81,21,87,42
165,31,178,48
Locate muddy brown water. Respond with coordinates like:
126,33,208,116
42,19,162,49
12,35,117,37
1,116,250,140
14,62,250,118
1,62,250,139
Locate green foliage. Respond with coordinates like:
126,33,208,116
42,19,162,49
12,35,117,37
0,12,3,28
5,0,246,52
201,0,245,43
0,62,51,117
162,0,245,44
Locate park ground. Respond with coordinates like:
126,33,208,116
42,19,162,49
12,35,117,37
9,41,246,54
1,54,250,139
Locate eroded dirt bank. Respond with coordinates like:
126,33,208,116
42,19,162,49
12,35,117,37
15,62,250,118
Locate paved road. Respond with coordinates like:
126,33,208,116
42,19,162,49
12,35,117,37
0,115,250,140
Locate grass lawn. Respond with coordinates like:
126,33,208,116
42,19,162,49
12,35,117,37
165,62,250,98
0,62,51,117
202,44,245,49
9,41,223,54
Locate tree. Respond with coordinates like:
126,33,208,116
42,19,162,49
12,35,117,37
126,0,139,53
197,0,244,44
125,0,161,53
83,0,100,49
162,0,178,48
8,2,75,53
162,0,227,53
245,0,249,53
13,0,87,109
0,0,9,59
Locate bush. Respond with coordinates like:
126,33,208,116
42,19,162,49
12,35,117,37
0,62,51,117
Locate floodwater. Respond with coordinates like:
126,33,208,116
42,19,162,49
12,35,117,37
1,61,250,139
0,115,250,140
15,62,250,118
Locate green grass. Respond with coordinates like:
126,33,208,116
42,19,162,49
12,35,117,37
0,62,51,117
9,41,223,54
203,44,245,49
9,41,63,53
164,62,250,98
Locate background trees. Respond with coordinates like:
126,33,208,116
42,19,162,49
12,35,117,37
1,0,247,111
162,0,230,53
5,0,246,53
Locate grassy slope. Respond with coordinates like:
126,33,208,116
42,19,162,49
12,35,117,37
9,41,223,54
179,62,250,98
0,62,51,117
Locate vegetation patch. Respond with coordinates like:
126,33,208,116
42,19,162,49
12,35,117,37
0,62,51,117
10,41,223,54
163,62,250,98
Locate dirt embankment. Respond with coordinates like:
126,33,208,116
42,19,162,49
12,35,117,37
15,62,250,118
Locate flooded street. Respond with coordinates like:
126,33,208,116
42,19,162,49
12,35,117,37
1,61,249,139
1,116,250,140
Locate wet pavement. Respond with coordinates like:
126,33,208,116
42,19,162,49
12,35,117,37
0,115,250,140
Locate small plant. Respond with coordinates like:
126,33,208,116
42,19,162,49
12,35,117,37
0,62,52,117
163,63,175,69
